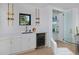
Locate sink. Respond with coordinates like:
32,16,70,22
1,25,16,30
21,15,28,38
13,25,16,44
22,32,33,34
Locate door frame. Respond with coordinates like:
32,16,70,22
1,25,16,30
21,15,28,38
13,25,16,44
52,8,64,41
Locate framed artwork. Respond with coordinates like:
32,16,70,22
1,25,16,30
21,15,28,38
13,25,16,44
19,13,31,25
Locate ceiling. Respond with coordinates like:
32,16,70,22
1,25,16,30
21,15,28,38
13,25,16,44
14,3,79,10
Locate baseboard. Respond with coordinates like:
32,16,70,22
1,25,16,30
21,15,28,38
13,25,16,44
10,46,48,55
64,40,76,44
10,48,35,55
17,49,36,55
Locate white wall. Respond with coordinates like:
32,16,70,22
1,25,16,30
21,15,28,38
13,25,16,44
0,3,52,51
13,4,52,47
0,3,53,54
0,4,12,54
13,4,49,34
0,4,47,38
0,4,10,37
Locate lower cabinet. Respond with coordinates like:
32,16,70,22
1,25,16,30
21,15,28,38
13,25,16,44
22,34,36,51
0,38,11,55
11,36,23,54
0,34,36,55
11,34,36,54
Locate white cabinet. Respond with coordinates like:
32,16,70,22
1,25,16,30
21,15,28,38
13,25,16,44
11,33,36,54
0,33,36,54
0,37,11,55
22,34,36,51
11,36,22,54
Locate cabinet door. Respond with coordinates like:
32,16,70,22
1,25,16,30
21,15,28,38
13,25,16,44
28,36,36,49
0,39,10,55
22,35,28,51
22,34,36,51
11,36,22,54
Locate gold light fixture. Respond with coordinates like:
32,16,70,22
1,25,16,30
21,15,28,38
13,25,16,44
35,8,40,24
8,3,14,26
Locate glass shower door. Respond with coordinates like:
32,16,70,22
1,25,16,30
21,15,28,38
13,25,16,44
64,10,73,43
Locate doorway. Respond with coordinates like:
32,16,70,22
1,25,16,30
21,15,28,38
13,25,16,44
52,9,64,42
52,8,77,54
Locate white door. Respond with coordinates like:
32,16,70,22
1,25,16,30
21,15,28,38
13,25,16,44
57,13,64,41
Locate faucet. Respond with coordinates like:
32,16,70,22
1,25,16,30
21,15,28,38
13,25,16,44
26,26,28,32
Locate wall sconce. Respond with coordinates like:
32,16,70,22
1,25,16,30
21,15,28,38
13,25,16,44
35,8,40,25
8,3,14,26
